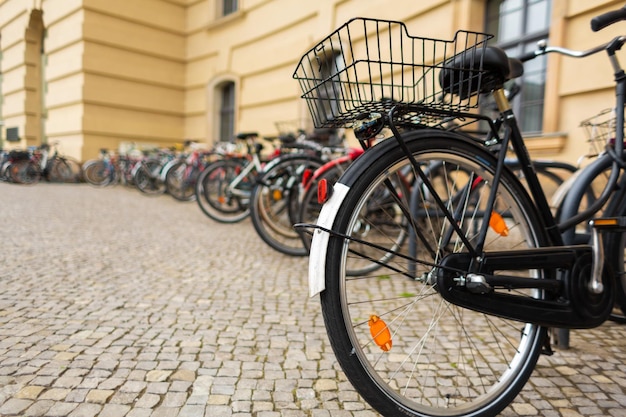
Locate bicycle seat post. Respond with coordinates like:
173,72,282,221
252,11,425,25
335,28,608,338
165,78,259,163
492,88,511,113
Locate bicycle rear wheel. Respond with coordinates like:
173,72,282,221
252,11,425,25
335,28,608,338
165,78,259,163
313,130,549,417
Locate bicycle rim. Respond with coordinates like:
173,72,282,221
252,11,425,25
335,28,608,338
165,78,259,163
319,133,548,417
251,155,323,256
166,162,197,201
196,159,251,223
10,160,40,184
48,158,73,182
136,160,166,195
83,161,114,186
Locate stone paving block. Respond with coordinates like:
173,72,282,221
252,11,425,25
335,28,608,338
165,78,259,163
67,402,101,417
15,385,45,400
85,389,114,404
46,401,79,417
1,184,626,417
0,398,33,415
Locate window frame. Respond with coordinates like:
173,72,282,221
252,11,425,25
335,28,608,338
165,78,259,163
218,81,236,142
221,0,238,17
485,0,551,135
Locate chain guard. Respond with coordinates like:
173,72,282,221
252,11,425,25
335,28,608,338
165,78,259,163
436,246,614,329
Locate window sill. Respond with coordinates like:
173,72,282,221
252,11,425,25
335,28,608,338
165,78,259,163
206,10,246,31
523,132,567,155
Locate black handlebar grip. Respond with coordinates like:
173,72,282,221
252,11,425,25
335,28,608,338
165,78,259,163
591,6,626,32
517,50,538,62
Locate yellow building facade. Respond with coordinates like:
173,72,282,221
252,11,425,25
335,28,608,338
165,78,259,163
0,0,624,162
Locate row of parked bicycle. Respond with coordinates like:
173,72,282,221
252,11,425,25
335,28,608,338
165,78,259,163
0,143,83,184
0,130,354,259
76,129,355,257
1,121,601,263
1,126,596,261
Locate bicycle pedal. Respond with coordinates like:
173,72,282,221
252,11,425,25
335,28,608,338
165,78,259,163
591,217,626,231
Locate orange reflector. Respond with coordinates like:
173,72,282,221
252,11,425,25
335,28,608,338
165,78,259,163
218,196,226,204
317,178,329,204
368,315,392,352
593,218,619,227
272,189,282,201
489,212,509,236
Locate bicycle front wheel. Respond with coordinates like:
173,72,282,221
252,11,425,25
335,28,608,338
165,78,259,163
82,160,115,186
8,160,40,184
250,154,323,256
47,158,74,182
134,159,166,195
165,161,198,201
196,158,254,223
314,130,549,417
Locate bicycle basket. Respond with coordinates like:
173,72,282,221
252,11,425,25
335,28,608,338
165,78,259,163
580,108,618,158
293,18,492,129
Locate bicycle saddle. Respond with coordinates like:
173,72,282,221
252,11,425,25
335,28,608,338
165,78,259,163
236,132,259,140
439,46,524,98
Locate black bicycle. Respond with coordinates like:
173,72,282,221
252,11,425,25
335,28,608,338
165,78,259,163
294,7,626,417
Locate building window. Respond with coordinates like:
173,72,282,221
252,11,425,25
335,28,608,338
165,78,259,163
219,81,235,142
222,0,238,16
485,0,551,134
312,51,343,127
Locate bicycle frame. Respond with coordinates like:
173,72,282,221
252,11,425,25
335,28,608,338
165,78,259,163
225,151,263,198
374,38,626,329
297,9,626,417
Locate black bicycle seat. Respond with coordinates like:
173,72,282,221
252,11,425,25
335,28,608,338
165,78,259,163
236,132,259,140
439,46,523,98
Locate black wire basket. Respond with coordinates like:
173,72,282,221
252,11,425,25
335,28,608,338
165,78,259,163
293,18,492,129
580,108,617,158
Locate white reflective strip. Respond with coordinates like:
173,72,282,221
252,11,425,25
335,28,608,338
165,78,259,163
308,183,350,297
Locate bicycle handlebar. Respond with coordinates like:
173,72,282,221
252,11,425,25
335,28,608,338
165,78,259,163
517,36,626,62
591,5,626,32
518,5,626,63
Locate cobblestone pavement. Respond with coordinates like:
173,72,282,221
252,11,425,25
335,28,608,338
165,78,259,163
1,182,626,417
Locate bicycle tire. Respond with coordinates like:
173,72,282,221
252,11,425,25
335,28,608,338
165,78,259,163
82,160,115,186
134,159,166,195
59,156,83,182
298,160,355,255
165,161,198,201
601,166,626,319
250,154,324,256
555,153,626,321
46,158,72,182
313,130,550,417
9,160,40,184
608,224,626,319
195,158,254,223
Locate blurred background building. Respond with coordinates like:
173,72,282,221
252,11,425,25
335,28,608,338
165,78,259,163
0,0,623,162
